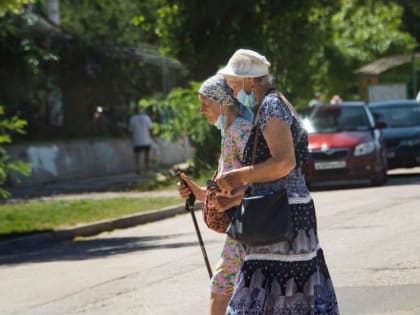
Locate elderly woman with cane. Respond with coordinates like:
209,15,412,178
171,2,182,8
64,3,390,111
215,49,340,314
177,74,253,315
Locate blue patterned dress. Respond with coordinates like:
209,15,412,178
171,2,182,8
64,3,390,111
226,92,340,315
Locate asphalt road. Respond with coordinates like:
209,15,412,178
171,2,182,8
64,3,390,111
1,168,420,315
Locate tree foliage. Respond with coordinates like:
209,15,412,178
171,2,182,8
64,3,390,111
133,0,417,104
0,0,33,15
396,0,420,46
60,0,162,47
0,105,31,198
139,81,220,171
332,0,416,63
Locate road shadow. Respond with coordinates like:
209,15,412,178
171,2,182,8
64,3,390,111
0,232,219,266
0,230,49,242
386,172,420,186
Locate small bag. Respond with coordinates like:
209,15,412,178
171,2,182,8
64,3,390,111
226,188,292,246
202,172,231,233
225,102,293,246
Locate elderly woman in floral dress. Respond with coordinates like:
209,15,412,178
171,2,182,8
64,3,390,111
178,74,253,315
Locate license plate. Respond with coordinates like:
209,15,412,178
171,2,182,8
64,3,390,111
314,161,346,170
387,151,396,159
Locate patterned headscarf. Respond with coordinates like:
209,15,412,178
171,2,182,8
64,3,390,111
198,74,237,107
199,74,254,123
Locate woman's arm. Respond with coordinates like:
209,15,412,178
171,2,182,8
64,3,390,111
215,118,296,193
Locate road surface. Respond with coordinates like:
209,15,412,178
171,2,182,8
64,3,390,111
1,169,420,314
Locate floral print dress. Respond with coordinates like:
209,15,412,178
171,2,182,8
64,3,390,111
210,117,252,296
226,93,340,314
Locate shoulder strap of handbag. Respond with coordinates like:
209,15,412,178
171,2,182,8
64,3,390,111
253,88,303,158
250,109,260,166
250,126,259,166
250,87,277,165
212,169,218,180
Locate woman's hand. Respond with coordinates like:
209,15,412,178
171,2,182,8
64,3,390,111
215,168,248,195
177,174,192,199
176,172,206,202
212,188,245,212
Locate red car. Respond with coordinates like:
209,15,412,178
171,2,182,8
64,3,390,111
302,103,388,187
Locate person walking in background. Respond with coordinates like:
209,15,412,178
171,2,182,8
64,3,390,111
308,91,323,107
128,106,153,175
177,74,253,315
416,90,420,102
216,48,340,314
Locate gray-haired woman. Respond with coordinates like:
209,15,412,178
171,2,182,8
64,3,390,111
215,49,340,314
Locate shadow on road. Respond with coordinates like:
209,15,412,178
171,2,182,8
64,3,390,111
386,172,420,186
0,233,219,266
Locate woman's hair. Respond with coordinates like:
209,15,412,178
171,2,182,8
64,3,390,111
254,75,298,116
254,75,273,86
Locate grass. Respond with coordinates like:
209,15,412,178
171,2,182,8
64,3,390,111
0,167,216,239
0,197,182,239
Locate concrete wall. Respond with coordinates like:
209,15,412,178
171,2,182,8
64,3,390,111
6,137,192,187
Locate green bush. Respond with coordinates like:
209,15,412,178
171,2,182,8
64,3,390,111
139,81,220,174
0,105,31,198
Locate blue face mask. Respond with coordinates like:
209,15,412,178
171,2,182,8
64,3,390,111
238,103,255,123
214,114,226,137
237,88,256,108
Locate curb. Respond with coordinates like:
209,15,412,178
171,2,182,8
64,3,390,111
0,202,203,255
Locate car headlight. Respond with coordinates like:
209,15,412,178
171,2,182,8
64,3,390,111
302,118,314,133
400,138,420,146
354,141,375,156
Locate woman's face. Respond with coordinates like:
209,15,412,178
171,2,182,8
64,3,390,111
225,76,253,96
199,94,221,124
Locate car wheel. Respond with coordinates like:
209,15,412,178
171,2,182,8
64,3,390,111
370,169,387,186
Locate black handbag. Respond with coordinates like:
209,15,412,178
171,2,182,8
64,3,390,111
226,189,292,246
225,106,293,246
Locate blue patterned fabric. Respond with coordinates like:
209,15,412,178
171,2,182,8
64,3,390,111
243,93,310,197
227,91,340,314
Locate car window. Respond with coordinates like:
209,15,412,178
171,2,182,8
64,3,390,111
371,105,420,128
304,107,369,133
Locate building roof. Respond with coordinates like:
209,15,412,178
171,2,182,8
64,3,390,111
354,53,420,75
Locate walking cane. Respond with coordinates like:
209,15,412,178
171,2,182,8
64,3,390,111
179,173,213,278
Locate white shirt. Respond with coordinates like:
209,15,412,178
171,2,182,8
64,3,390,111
416,91,420,102
128,113,153,146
